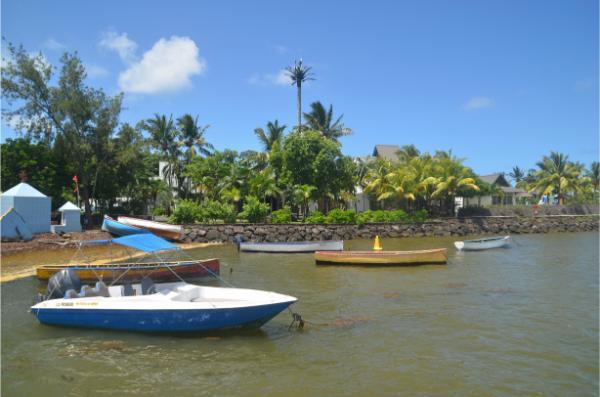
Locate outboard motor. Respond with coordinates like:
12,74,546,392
45,269,82,300
233,234,246,252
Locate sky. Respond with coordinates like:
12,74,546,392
1,0,598,176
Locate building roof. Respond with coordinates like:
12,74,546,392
58,201,80,211
479,173,511,187
2,183,48,198
372,145,401,161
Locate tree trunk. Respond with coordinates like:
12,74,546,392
297,82,302,131
81,186,92,229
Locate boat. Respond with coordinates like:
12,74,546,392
239,240,343,253
35,234,219,283
314,248,447,266
36,258,220,282
454,236,510,251
117,216,184,241
101,215,149,237
31,278,297,333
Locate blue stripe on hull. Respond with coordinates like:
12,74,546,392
33,302,293,333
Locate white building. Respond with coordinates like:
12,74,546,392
51,201,82,233
0,183,51,234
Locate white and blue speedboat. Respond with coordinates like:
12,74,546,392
31,279,297,333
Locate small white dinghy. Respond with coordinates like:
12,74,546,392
239,240,343,253
31,276,297,333
454,236,511,251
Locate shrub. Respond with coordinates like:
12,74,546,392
457,206,492,217
199,200,237,224
151,207,165,216
325,208,356,224
305,210,326,224
171,199,201,224
240,196,270,223
271,206,292,224
410,209,428,222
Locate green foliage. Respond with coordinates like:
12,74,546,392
411,209,428,222
304,210,326,224
171,200,201,224
152,207,166,216
355,209,412,225
199,200,237,224
325,208,356,224
271,206,292,223
240,196,270,223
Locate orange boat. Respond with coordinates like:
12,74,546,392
314,248,447,266
36,258,220,282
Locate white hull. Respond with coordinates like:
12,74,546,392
117,216,184,240
240,240,343,253
454,236,511,251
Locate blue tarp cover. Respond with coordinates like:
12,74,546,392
83,234,177,252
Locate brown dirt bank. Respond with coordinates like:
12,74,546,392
1,230,112,256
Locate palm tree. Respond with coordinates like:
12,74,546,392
142,114,178,191
362,159,394,208
531,152,583,204
285,59,314,130
396,145,421,163
586,161,600,191
177,114,213,161
254,120,286,152
509,166,525,184
303,101,351,140
291,184,316,219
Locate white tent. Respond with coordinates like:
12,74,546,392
0,183,51,234
51,201,82,233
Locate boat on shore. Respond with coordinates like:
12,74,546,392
239,240,343,253
454,236,510,251
31,278,297,333
117,216,184,241
36,258,220,282
101,215,148,237
314,248,447,266
35,234,219,283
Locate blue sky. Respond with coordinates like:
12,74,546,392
1,0,598,175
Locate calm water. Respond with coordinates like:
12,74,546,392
2,232,598,397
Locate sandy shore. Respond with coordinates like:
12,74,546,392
0,230,224,283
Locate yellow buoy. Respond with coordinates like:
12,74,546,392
373,235,383,251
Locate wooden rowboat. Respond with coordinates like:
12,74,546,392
117,216,184,241
314,249,447,266
239,240,343,253
454,236,510,251
36,258,220,282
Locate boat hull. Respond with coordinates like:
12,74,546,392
32,303,293,333
36,259,220,282
454,236,510,251
117,216,184,241
101,216,147,237
314,248,447,266
240,240,343,253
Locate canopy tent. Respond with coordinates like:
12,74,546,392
83,233,177,253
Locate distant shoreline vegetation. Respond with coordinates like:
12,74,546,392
2,44,598,225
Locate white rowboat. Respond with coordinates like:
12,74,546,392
117,216,184,241
454,236,511,251
239,240,343,253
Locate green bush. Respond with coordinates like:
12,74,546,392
305,210,326,224
410,209,428,222
151,207,165,216
271,206,292,224
171,199,201,224
356,209,423,225
325,208,356,224
199,200,237,224
240,196,270,223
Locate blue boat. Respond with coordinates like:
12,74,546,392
101,215,149,236
31,280,297,333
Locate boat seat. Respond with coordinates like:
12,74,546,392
79,285,98,297
141,277,157,295
94,281,110,297
122,283,136,296
64,289,79,299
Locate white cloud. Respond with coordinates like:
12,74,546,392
44,38,66,51
462,96,494,111
118,36,205,94
86,64,109,78
274,44,289,54
248,70,290,86
100,30,137,63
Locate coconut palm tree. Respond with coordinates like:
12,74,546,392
586,161,600,191
531,152,583,204
177,114,213,161
509,166,525,184
396,145,421,163
303,101,352,140
254,120,286,152
362,159,394,208
285,59,314,130
291,184,316,219
142,114,179,191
